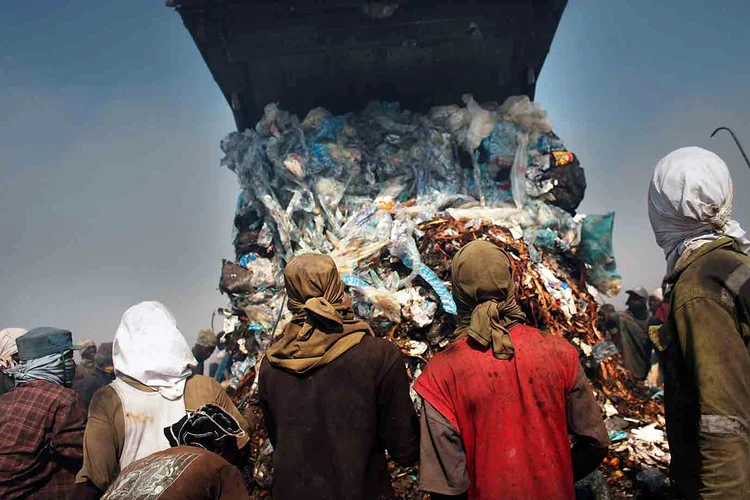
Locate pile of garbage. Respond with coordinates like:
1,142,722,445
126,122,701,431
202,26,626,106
210,95,666,497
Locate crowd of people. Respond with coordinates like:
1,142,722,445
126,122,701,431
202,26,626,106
0,145,747,500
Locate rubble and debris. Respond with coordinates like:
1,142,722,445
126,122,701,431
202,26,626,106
210,96,663,498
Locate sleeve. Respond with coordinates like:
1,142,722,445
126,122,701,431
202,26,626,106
208,377,251,449
76,386,123,492
566,364,609,481
418,399,470,496
376,348,420,466
674,297,750,498
257,361,277,447
49,394,86,461
216,465,251,500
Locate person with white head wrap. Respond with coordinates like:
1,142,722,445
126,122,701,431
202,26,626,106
76,301,252,495
647,147,750,498
648,146,750,274
112,301,197,400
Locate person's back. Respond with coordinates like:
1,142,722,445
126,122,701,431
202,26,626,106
0,381,84,499
0,328,86,500
655,238,750,496
75,302,251,495
416,325,579,499
100,446,247,500
259,335,418,499
414,241,608,500
258,253,419,500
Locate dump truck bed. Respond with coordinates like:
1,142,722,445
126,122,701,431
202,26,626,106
172,0,567,132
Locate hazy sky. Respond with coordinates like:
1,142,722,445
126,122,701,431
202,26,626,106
1,1,749,344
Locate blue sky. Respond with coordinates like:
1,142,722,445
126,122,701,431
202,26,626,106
1,1,748,344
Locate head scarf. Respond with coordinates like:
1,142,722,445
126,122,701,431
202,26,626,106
9,352,67,386
451,240,526,360
266,253,373,374
0,328,27,371
113,301,197,400
196,329,217,349
164,403,245,457
650,288,663,301
649,147,750,274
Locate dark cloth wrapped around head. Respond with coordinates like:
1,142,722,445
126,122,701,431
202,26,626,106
164,403,245,456
451,240,526,360
266,253,373,373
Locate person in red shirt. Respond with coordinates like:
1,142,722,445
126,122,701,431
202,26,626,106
414,241,609,500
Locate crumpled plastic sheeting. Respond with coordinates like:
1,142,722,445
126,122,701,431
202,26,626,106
213,97,633,497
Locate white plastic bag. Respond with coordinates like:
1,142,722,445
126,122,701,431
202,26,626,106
510,131,529,208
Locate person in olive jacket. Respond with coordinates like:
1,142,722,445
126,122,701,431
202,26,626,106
648,147,750,499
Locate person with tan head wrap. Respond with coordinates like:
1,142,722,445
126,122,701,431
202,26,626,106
0,328,27,396
414,241,608,500
258,253,419,500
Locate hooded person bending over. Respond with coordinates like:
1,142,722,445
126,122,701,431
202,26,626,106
75,301,251,497
258,253,419,500
414,241,609,500
648,147,750,498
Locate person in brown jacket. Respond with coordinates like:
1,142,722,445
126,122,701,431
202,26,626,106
258,253,420,500
75,301,251,497
648,147,750,498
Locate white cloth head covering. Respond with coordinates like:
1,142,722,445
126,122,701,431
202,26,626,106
113,301,197,400
0,328,28,371
650,288,663,301
648,147,750,273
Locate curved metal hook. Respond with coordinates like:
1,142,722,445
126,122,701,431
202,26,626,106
711,126,750,170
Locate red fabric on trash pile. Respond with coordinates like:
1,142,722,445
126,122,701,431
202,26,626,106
414,324,579,500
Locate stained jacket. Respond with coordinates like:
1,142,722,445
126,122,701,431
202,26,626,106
651,238,750,499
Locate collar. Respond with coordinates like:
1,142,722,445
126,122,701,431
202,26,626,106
667,237,737,283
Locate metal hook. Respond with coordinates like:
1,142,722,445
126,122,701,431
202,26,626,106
711,126,750,170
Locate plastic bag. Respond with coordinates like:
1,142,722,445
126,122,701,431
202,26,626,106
389,227,457,316
463,94,497,152
579,213,623,297
510,130,529,208
219,259,255,295
592,339,619,362
499,95,553,134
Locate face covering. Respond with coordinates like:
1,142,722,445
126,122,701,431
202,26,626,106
10,352,69,387
628,300,649,320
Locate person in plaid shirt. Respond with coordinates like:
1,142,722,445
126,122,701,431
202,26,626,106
0,327,86,499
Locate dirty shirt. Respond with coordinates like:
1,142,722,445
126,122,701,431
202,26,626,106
616,311,652,380
76,375,250,492
0,380,86,499
101,446,248,500
258,335,420,500
652,238,750,498
414,324,583,499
